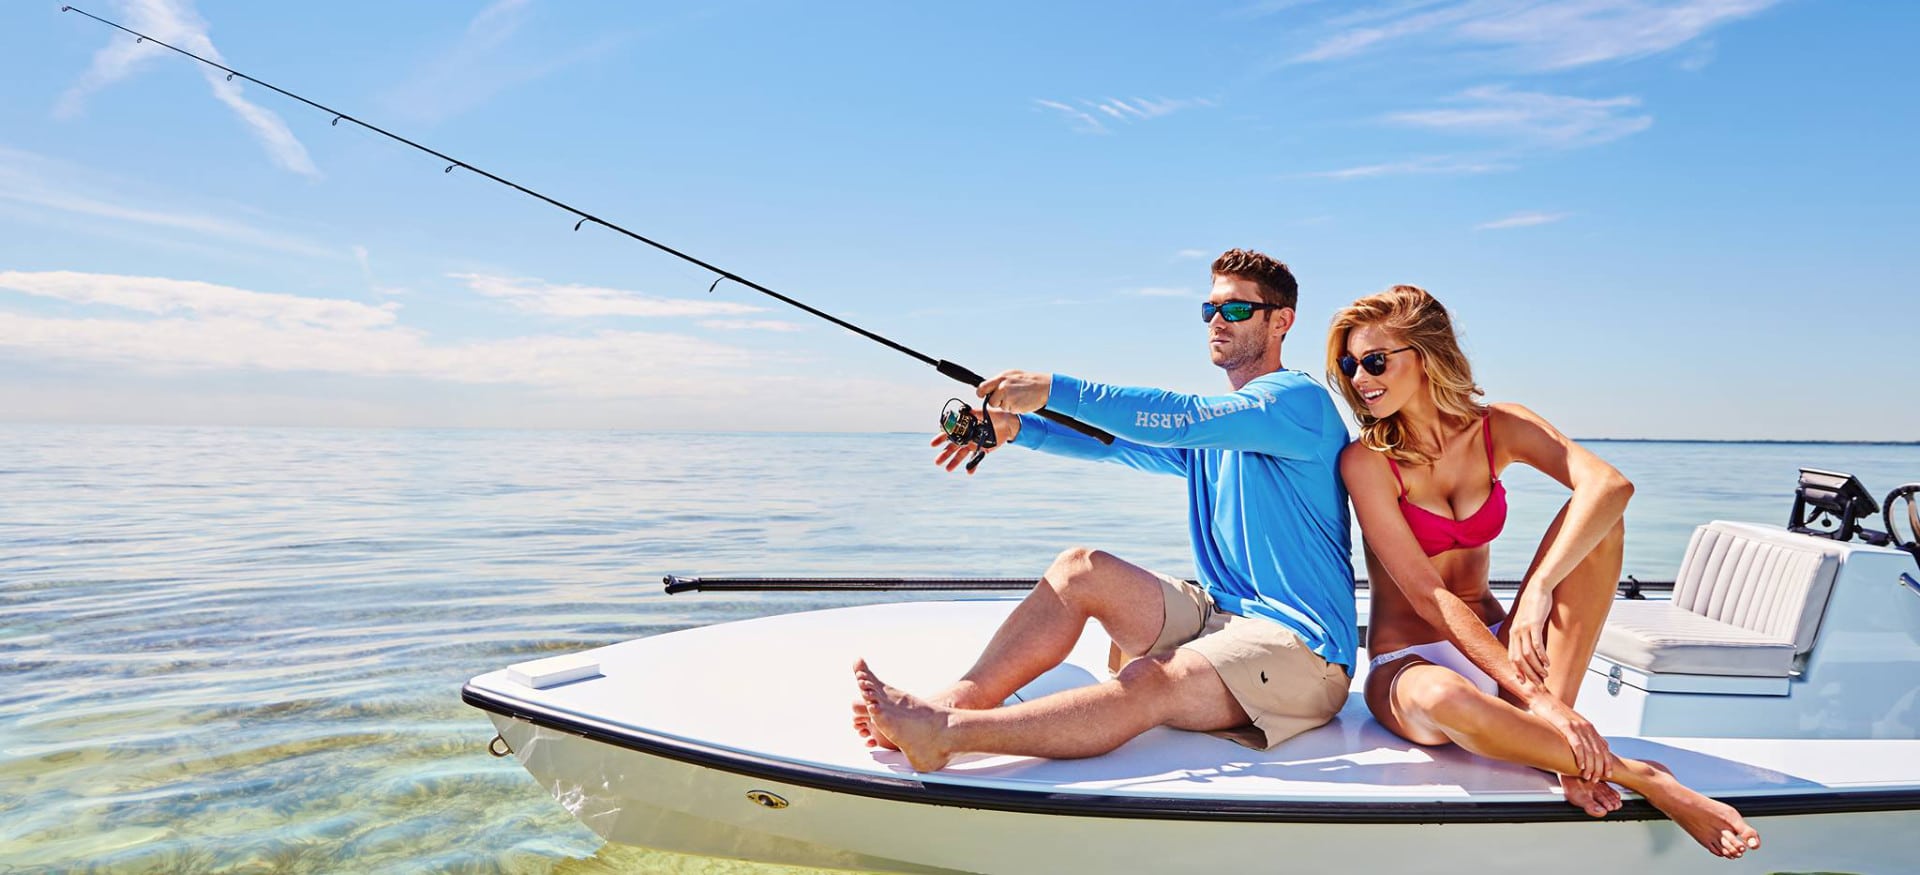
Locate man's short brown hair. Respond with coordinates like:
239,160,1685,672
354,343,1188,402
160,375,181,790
1211,249,1298,310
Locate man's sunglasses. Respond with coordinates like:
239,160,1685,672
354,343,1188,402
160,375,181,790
1337,346,1416,378
1201,300,1284,323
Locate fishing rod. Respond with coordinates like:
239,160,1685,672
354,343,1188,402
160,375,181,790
58,5,1114,445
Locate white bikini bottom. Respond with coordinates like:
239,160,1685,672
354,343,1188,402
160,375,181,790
1367,621,1505,698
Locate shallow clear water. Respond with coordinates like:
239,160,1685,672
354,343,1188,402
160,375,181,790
3,425,1916,873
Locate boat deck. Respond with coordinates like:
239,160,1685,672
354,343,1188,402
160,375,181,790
465,600,1917,811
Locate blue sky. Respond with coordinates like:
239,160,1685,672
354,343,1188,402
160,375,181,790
1,0,1913,439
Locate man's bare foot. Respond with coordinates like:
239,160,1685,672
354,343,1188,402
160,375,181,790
1561,774,1622,817
849,674,999,751
854,658,957,772
1636,762,1762,858
852,700,899,750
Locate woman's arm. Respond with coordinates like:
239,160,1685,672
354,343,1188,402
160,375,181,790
1492,403,1634,683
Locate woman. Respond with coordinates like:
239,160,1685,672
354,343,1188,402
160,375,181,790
1327,285,1760,859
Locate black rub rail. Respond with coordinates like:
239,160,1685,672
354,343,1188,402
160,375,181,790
663,575,1675,597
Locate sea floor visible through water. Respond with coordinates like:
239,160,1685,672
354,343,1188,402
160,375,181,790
3,426,1916,873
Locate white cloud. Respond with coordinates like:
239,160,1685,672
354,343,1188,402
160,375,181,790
452,272,764,319
0,147,337,259
1034,99,1110,134
377,0,625,125
1475,210,1571,230
1228,0,1331,19
1300,154,1514,179
1035,97,1215,134
352,245,409,297
59,0,319,177
1174,248,1212,260
1385,86,1652,148
1293,0,1780,70
0,270,397,329
697,319,805,332
0,269,758,399
1128,287,1202,298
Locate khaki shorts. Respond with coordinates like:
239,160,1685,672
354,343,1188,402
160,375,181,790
1109,572,1350,750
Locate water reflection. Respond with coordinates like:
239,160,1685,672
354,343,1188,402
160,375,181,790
1,425,1914,872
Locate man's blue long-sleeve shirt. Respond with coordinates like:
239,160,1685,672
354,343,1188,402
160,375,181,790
1013,370,1357,670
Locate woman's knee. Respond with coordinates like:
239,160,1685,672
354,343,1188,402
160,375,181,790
1600,518,1626,553
1403,671,1487,731
1566,518,1626,578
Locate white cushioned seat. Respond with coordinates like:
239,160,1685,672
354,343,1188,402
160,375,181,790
1596,522,1843,677
1598,601,1796,676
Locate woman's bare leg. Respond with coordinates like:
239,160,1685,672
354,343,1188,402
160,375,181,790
1395,665,1760,858
1505,504,1628,812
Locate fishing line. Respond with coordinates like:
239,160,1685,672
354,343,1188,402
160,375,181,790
59,5,1114,444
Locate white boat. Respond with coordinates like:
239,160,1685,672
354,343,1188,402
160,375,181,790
465,472,1920,873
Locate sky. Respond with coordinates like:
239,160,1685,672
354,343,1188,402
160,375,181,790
1,0,1914,440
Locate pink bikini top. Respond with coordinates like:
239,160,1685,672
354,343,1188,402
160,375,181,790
1389,416,1507,557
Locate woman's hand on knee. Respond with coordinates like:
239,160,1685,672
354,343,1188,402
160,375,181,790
1529,695,1611,782
1507,587,1553,686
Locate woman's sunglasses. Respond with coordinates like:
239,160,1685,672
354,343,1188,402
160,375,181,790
1337,346,1416,378
1200,300,1284,323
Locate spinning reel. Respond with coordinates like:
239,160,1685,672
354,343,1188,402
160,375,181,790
939,398,999,473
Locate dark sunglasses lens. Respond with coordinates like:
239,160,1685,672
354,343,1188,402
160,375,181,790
1203,302,1259,323
1363,352,1391,375
1337,356,1359,378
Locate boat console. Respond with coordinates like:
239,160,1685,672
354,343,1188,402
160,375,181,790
1579,471,1920,739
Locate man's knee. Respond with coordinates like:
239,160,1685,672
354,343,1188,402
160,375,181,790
1114,650,1242,731
1113,652,1179,695
1045,546,1114,599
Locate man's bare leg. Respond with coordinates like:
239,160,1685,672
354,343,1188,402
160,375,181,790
1396,665,1761,859
854,547,1168,749
856,647,1247,771
1505,507,1629,815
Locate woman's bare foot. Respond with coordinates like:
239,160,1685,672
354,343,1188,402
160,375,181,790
854,658,957,772
1635,762,1762,858
1561,774,1623,817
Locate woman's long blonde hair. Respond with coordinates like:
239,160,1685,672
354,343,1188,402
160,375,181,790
1326,285,1486,466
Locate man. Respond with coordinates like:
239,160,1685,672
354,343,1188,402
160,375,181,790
853,249,1355,771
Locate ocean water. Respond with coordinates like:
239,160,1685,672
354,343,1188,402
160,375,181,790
3,425,1917,873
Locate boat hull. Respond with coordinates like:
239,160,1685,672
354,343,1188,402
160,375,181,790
480,709,1918,874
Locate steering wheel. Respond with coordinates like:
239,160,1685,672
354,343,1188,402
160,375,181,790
1885,483,1920,559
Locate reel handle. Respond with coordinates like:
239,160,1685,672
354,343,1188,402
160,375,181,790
935,360,1115,445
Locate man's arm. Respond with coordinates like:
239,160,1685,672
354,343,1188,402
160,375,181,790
1011,411,1188,476
983,370,1326,459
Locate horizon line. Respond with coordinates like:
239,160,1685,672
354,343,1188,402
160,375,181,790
0,421,1915,446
